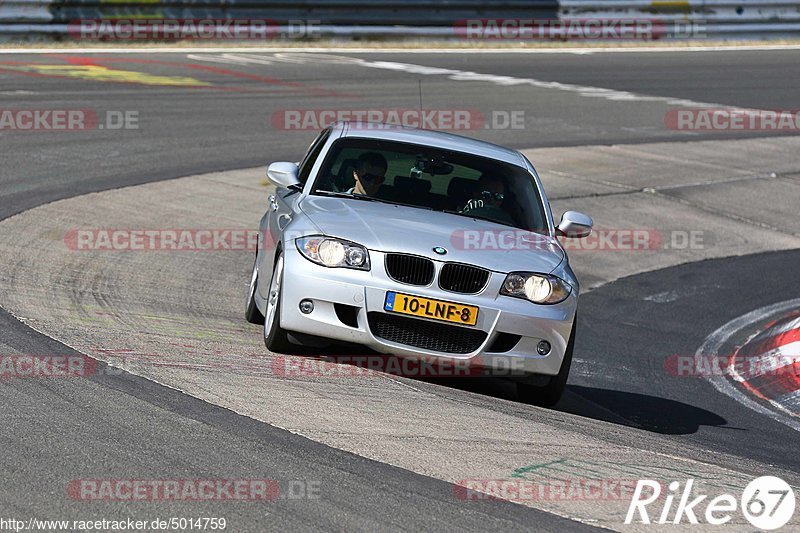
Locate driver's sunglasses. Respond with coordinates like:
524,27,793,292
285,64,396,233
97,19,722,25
360,172,385,184
480,190,505,202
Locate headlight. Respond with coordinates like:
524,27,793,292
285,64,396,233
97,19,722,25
500,272,571,304
296,236,370,270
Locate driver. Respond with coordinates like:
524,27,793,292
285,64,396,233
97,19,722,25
464,174,505,211
348,152,388,196
462,174,515,225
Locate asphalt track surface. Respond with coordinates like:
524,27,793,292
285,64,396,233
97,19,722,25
4,48,800,219
1,48,799,530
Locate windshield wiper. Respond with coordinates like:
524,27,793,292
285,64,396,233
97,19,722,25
441,209,521,230
314,190,383,202
314,190,434,210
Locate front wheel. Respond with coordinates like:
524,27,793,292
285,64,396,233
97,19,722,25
516,317,576,407
263,252,292,353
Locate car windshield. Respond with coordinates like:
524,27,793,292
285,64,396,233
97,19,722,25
310,137,548,233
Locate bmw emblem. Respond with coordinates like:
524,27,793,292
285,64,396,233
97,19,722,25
433,246,447,255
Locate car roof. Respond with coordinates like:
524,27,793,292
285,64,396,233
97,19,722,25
333,121,527,168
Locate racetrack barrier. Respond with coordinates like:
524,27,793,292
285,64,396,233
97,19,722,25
1,0,798,41
0,0,53,23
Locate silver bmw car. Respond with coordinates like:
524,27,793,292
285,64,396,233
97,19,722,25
246,122,592,406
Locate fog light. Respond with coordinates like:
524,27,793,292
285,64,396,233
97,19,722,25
537,340,551,356
299,299,314,314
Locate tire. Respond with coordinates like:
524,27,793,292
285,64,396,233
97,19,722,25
263,252,293,353
516,317,576,407
245,251,265,324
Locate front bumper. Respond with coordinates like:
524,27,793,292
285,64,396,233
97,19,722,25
277,246,578,377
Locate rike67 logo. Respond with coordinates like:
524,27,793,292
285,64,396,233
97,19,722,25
626,476,796,529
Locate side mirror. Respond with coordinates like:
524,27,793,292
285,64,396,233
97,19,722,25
557,211,593,238
266,162,301,189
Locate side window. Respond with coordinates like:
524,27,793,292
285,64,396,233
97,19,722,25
297,128,331,184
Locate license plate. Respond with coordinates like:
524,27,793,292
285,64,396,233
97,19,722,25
384,291,479,326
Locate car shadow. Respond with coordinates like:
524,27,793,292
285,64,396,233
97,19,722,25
291,346,729,435
555,385,731,435
425,377,729,435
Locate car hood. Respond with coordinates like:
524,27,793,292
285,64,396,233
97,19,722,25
299,196,564,274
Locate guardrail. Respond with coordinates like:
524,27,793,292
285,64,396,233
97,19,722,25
563,0,800,20
1,1,798,41
559,0,800,37
44,0,559,25
0,0,53,23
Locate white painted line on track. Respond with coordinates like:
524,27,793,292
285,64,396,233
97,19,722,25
220,52,752,110
696,298,800,432
353,57,725,107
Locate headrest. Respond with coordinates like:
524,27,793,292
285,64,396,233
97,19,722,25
447,177,476,199
394,175,432,193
